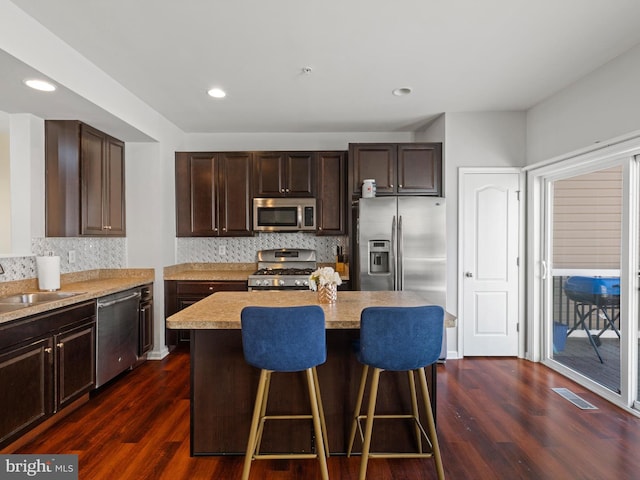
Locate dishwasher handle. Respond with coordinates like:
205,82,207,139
97,291,141,309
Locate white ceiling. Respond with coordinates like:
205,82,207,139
4,0,640,137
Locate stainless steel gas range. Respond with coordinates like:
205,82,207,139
247,248,317,290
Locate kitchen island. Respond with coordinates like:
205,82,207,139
167,290,455,456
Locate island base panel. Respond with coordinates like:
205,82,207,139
191,329,436,455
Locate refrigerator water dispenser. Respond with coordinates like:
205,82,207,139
368,240,390,274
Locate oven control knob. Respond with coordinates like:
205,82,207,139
278,279,285,286
254,280,262,286
294,279,302,286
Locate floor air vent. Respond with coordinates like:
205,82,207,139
552,388,598,410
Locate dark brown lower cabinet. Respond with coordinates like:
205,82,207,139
56,322,95,408
138,284,154,356
164,280,248,348
0,337,53,447
0,302,95,448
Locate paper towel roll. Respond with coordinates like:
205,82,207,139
36,256,61,291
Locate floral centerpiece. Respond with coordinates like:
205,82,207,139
309,266,342,304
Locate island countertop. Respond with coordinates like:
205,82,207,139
181,289,451,455
167,290,456,330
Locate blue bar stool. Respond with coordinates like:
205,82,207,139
347,305,445,480
240,305,329,480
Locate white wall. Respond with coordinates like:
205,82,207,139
9,114,44,255
527,43,640,164
184,132,414,151
427,112,527,357
0,130,10,253
126,141,176,358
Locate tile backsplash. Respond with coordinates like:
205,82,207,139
176,233,348,264
0,233,347,282
0,237,126,282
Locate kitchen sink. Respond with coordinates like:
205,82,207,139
0,291,83,305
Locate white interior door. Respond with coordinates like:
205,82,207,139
460,169,521,356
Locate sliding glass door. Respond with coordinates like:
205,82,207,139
547,165,623,393
530,147,640,411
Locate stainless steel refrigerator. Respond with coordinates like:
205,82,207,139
357,196,446,306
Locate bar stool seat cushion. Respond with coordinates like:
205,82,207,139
359,305,444,371
241,305,326,372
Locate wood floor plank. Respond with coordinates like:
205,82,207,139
8,349,640,479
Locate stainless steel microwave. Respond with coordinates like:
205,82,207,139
253,198,316,232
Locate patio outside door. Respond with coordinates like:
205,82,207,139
546,165,623,393
536,154,640,410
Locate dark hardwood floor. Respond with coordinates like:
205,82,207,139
9,346,640,479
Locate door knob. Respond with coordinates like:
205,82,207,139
465,272,473,277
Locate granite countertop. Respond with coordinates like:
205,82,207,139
163,262,350,282
167,290,455,330
0,269,154,325
164,263,256,281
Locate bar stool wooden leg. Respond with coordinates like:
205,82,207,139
242,369,270,480
359,367,382,480
347,364,369,456
408,370,423,453
306,368,329,480
417,367,444,480
312,366,330,457
254,371,272,455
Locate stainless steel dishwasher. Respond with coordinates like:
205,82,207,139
95,288,141,388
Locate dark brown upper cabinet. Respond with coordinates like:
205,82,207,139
316,151,346,235
45,120,125,237
80,125,125,236
349,143,442,197
175,152,253,237
253,151,315,197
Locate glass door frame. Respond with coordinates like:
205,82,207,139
526,138,640,413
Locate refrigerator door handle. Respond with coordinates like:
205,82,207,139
392,215,397,290
398,215,403,290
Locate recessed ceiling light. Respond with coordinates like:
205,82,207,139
207,88,226,98
392,87,412,96
24,79,56,92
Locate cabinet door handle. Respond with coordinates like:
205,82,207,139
103,225,112,230
44,347,53,354
57,342,64,348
